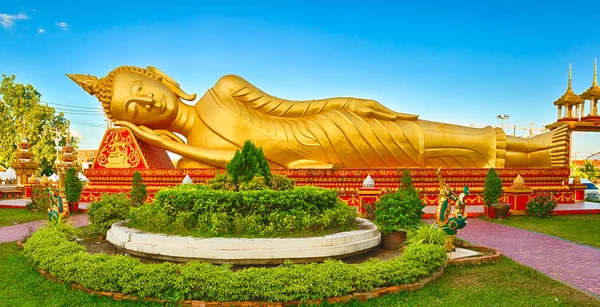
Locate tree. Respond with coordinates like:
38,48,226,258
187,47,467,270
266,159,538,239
483,168,503,206
582,160,597,182
130,171,148,207
226,140,271,187
401,169,415,191
64,167,83,203
0,74,77,169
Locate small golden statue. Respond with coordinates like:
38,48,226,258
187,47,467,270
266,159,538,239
68,66,570,169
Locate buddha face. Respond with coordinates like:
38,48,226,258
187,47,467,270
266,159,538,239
110,71,178,128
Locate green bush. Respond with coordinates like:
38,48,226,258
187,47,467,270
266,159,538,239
269,173,295,191
206,173,236,191
27,184,52,212
374,189,425,235
226,140,271,187
130,186,357,238
238,176,268,191
24,228,447,302
87,193,131,234
408,223,446,247
130,171,148,207
483,168,503,206
64,167,83,203
526,194,557,217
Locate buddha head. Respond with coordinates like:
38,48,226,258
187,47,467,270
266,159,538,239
67,66,196,129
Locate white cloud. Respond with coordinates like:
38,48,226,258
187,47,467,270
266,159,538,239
37,28,45,34
0,12,29,29
56,21,68,30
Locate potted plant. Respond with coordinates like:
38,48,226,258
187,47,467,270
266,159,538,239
374,178,425,250
64,167,83,213
483,168,509,219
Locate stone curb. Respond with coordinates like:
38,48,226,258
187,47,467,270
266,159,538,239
447,243,502,266
34,266,446,306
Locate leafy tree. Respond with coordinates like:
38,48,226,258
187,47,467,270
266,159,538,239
130,171,148,207
226,140,271,187
0,74,77,169
570,162,588,179
582,160,597,182
483,168,503,206
64,167,83,203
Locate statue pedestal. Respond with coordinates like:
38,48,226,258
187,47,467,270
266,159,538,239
568,184,588,202
356,187,382,213
505,186,534,216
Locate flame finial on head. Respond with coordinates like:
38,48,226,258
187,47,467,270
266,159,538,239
66,74,98,96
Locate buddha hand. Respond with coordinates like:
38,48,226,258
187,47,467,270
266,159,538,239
345,99,418,121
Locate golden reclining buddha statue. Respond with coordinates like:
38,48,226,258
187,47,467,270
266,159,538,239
68,66,569,169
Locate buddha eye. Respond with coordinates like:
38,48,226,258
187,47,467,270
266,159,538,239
130,80,143,95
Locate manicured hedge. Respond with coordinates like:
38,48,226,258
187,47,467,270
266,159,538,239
24,228,447,302
129,185,357,237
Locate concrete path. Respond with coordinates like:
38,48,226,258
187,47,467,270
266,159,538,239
0,214,88,243
459,219,600,298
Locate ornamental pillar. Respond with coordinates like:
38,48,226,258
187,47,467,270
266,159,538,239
504,174,534,216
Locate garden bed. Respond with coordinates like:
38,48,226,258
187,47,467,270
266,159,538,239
24,228,447,303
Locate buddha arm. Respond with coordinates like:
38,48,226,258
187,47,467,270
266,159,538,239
213,75,419,121
114,121,234,168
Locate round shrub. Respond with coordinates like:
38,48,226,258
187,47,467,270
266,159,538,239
526,194,557,217
483,168,503,205
130,186,357,238
87,193,131,234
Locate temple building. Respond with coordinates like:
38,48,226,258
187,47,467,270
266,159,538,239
547,59,600,131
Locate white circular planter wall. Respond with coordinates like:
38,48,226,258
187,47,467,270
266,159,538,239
106,218,381,264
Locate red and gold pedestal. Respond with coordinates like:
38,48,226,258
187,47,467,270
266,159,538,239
356,187,383,213
568,184,587,202
505,186,534,216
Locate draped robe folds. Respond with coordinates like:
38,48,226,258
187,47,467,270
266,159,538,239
194,75,502,169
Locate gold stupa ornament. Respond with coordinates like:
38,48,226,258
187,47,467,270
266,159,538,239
573,174,582,185
28,173,37,184
512,174,526,188
580,59,600,117
40,175,49,186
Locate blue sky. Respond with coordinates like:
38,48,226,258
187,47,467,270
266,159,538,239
1,1,600,159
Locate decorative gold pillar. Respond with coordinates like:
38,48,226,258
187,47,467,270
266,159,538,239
558,106,562,120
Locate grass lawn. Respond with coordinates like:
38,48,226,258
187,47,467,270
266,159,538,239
481,215,600,248
1,241,597,306
0,208,47,227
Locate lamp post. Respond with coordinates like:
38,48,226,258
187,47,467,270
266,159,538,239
497,114,510,130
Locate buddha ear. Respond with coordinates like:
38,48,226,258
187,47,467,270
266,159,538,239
146,66,197,101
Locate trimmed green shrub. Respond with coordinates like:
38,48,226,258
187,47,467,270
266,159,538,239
130,186,356,238
64,167,83,203
130,171,148,207
269,173,295,191
206,173,236,191
526,194,557,217
24,228,447,302
226,140,271,187
238,175,268,191
483,168,503,206
374,189,425,235
87,193,131,234
408,223,446,247
401,169,415,190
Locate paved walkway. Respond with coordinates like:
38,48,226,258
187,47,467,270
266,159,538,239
0,214,89,243
459,219,600,298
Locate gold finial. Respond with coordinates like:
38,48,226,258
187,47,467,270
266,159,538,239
512,174,526,188
568,63,573,90
66,74,98,96
594,58,597,87
573,173,581,184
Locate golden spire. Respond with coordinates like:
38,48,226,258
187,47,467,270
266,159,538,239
66,74,98,96
594,58,597,87
568,63,573,91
